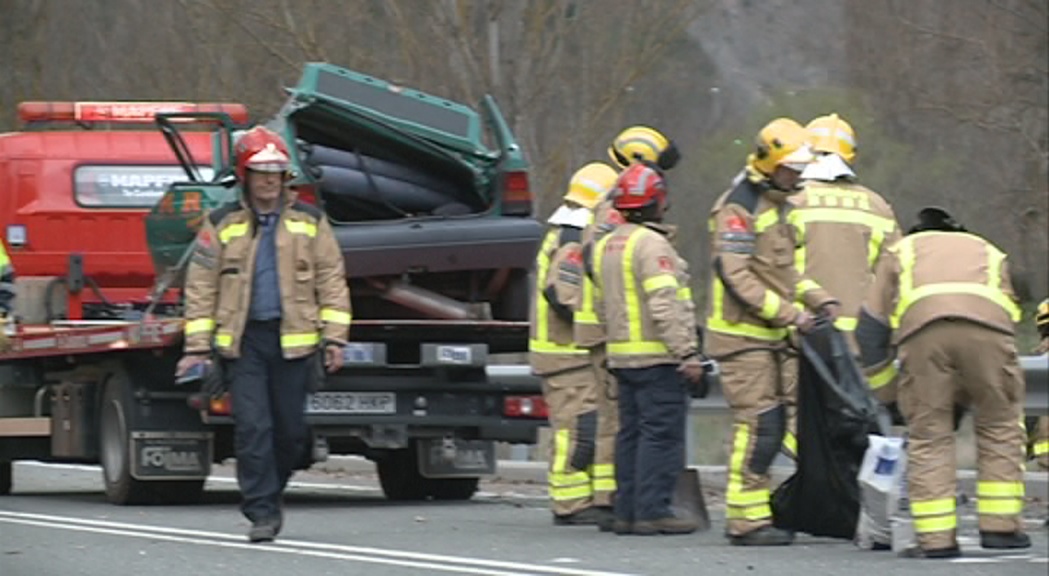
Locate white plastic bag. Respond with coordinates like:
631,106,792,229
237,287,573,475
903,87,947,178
855,435,915,552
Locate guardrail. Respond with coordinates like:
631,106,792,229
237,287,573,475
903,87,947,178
487,355,1049,416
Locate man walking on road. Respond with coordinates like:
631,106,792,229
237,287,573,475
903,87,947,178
176,126,351,543
856,207,1030,559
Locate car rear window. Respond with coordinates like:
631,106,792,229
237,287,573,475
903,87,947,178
74,165,213,208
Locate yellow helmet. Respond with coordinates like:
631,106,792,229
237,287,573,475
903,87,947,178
746,117,815,176
806,113,857,164
564,162,619,209
1037,298,1049,337
608,126,680,171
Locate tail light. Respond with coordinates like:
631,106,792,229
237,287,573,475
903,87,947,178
293,184,318,206
500,171,533,216
503,395,548,419
209,393,232,416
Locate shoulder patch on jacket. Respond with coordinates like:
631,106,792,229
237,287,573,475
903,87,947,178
725,179,761,215
207,202,241,227
292,201,323,220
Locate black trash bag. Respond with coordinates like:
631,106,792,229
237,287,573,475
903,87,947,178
771,321,890,539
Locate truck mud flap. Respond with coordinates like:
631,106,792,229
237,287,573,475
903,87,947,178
417,439,495,478
130,431,213,481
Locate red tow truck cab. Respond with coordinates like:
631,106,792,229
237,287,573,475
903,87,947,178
0,101,249,321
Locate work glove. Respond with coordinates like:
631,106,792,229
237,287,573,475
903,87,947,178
793,309,817,334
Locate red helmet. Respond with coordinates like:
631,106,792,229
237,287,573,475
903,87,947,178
610,163,667,211
234,126,291,181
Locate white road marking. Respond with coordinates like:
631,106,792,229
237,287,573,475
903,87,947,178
0,511,640,576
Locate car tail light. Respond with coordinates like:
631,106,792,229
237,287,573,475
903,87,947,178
293,185,318,206
500,171,533,216
503,395,548,419
209,393,232,416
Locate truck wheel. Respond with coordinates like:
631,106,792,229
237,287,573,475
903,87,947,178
99,373,153,505
426,477,479,501
0,461,11,495
376,448,428,501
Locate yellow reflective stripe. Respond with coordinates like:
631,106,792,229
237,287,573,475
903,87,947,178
868,363,898,390
868,227,885,269
834,316,858,331
593,478,617,492
892,239,1021,327
281,332,319,348
218,222,249,244
911,498,955,517
796,279,820,295
708,277,789,341
759,290,781,320
782,431,797,457
726,422,773,512
642,273,678,293
623,229,645,344
591,463,614,477
726,504,772,520
607,341,669,355
790,207,895,233
284,219,317,237
550,484,594,501
1035,440,1049,456
215,332,233,348
550,429,594,501
537,229,562,348
529,339,589,354
185,318,215,335
977,481,1024,498
754,209,778,232
320,308,351,325
914,515,957,533
677,287,692,301
977,498,1023,515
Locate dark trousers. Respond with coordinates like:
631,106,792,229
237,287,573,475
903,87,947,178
611,364,689,522
229,321,310,522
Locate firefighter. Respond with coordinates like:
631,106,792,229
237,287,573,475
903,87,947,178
703,118,839,546
0,239,14,352
530,162,619,526
575,126,682,531
856,207,1030,558
594,162,706,536
176,126,351,542
1026,298,1049,471
791,114,901,359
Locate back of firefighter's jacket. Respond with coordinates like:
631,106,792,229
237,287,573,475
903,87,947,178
529,225,590,375
788,180,900,334
862,231,1021,346
703,175,835,358
596,223,697,369
574,199,624,348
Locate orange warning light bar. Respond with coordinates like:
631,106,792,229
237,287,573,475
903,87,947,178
17,101,250,125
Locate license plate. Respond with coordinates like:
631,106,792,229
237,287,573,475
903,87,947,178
306,392,396,414
342,343,376,364
418,439,496,478
437,345,472,365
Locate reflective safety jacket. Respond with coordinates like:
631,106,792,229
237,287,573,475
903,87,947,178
595,222,698,369
575,200,625,348
183,198,351,360
529,225,590,376
0,240,14,315
788,179,900,337
704,173,836,358
856,231,1022,390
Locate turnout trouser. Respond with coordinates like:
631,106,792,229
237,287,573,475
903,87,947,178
898,320,1026,551
611,364,689,523
543,365,601,516
230,320,311,523
720,349,794,536
590,347,619,507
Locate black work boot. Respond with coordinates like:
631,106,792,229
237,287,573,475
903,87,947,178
915,545,961,559
632,516,699,536
980,531,1031,549
248,517,280,543
729,525,795,546
553,507,612,526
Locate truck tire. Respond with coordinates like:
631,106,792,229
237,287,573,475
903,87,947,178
99,371,207,505
376,448,429,501
0,461,11,495
426,477,479,501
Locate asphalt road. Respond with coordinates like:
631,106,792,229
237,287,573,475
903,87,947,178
1,461,1046,576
